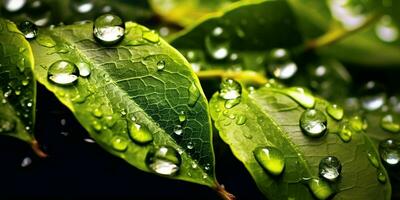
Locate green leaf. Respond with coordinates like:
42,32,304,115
210,84,391,199
170,0,303,79
0,18,46,157
30,21,216,187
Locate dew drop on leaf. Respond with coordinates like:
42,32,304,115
267,48,297,80
157,60,165,71
188,83,200,106
71,0,94,14
319,156,342,181
104,115,116,128
128,123,153,144
253,146,285,176
93,14,125,46
186,141,194,150
299,109,327,138
224,98,241,109
338,122,353,143
111,136,129,152
92,108,103,118
379,138,400,166
18,21,38,39
178,111,186,123
235,115,247,125
377,169,387,183
219,79,242,100
145,145,181,176
0,117,16,133
367,150,380,168
360,81,386,111
205,26,231,60
173,124,183,136
142,30,160,43
77,62,91,77
380,114,400,133
308,178,334,200
326,104,344,121
282,87,315,108
47,60,79,85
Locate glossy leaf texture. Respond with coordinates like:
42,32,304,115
0,18,45,157
210,84,391,199
289,0,400,67
29,21,216,187
170,0,303,80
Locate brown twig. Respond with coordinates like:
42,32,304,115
31,139,48,158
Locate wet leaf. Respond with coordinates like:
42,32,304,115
30,21,216,186
0,18,46,157
210,84,391,199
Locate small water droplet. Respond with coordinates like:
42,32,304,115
129,123,153,144
20,157,32,167
104,115,116,128
93,14,125,46
188,83,200,107
120,109,127,116
111,136,129,152
377,169,387,183
367,151,380,168
379,138,400,166
360,81,386,111
18,21,38,39
326,104,344,120
91,120,102,132
308,178,334,200
71,0,94,13
187,141,194,150
300,109,327,138
22,79,29,86
253,146,285,176
282,87,315,108
268,48,297,80
36,34,56,48
0,117,16,133
236,115,247,125
205,26,231,60
349,115,367,132
157,60,165,71
145,145,181,176
92,108,103,118
174,124,183,136
47,60,79,85
375,15,398,42
178,111,186,122
338,122,353,143
319,156,342,181
380,114,400,133
77,62,91,77
224,98,241,109
219,79,242,100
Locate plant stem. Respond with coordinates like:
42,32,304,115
305,12,382,50
31,139,48,158
215,183,236,200
196,69,268,85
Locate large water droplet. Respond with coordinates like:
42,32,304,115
47,60,79,85
71,0,94,13
18,21,38,39
111,136,129,152
319,156,342,181
36,34,56,48
253,146,285,176
326,104,344,121
380,114,400,133
146,145,181,176
379,138,400,166
360,81,386,111
282,87,315,108
375,15,398,42
205,26,231,60
0,117,16,133
308,178,334,200
300,109,327,138
3,0,26,12
93,14,125,46
268,48,297,80
219,79,241,100
129,123,153,144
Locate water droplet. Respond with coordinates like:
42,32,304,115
205,26,231,60
146,145,181,176
104,115,116,128
157,60,165,71
377,169,387,183
142,30,160,43
178,111,186,122
224,98,241,109
22,79,29,86
379,138,400,166
18,21,38,39
319,156,342,181
219,79,241,100
187,141,194,150
188,83,200,106
129,123,153,144
47,60,79,85
300,109,327,138
253,146,285,176
282,87,315,108
0,117,16,133
91,120,102,132
375,15,398,42
328,0,368,30
26,0,51,26
111,136,129,152
92,108,103,118
77,62,91,77
173,124,183,136
120,109,127,116
349,115,367,132
326,104,344,120
71,0,94,13
84,138,95,143
380,114,400,133
20,157,32,167
308,178,334,200
338,122,353,143
367,151,380,168
93,14,125,46
236,115,247,125
360,81,386,111
3,0,26,12
268,48,297,80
